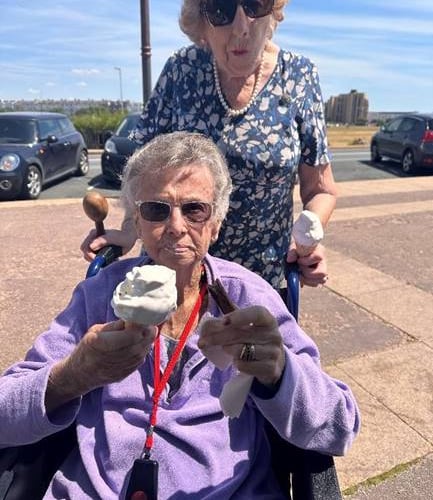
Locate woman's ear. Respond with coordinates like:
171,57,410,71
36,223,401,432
210,221,222,244
133,211,142,238
199,37,209,49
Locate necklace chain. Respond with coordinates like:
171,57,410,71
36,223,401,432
213,56,264,118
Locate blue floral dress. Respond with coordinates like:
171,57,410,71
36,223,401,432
130,45,330,288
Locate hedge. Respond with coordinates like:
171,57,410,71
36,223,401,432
71,108,127,148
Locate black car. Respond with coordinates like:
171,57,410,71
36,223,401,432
0,112,89,200
370,113,433,174
101,113,141,186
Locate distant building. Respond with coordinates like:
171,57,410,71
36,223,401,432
325,90,369,125
0,99,142,115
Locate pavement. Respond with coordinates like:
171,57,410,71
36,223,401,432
1,175,433,499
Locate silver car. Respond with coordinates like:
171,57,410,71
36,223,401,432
370,113,433,174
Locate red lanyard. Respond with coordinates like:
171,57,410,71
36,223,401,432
142,279,207,458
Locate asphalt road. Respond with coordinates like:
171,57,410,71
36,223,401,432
37,148,418,201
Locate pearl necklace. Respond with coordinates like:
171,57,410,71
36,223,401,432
213,55,264,118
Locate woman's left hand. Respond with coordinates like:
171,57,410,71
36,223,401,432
199,306,285,386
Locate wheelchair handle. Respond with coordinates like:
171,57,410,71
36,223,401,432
285,262,300,321
82,191,109,237
86,245,123,279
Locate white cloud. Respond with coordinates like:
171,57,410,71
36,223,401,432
0,0,430,111
361,0,433,13
71,69,100,76
282,9,433,37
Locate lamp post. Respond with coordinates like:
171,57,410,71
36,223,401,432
114,66,124,112
140,0,152,107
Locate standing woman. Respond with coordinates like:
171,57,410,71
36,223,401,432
82,0,337,290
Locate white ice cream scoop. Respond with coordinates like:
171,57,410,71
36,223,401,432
292,210,324,256
112,265,177,326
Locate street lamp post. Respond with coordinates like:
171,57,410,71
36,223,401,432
140,0,152,107
114,66,124,113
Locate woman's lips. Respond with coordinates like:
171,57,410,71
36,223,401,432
163,245,190,255
232,49,248,56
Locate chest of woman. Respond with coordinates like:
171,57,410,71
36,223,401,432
168,76,303,185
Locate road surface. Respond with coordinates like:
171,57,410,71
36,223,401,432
37,148,422,201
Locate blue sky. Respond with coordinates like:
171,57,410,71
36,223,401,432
1,0,432,112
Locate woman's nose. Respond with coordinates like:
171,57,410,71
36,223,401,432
231,5,249,37
165,207,188,235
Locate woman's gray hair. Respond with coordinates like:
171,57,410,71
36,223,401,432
121,131,233,223
179,0,289,46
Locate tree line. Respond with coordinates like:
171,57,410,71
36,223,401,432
71,108,128,148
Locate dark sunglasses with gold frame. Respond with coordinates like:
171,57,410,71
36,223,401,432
201,0,275,27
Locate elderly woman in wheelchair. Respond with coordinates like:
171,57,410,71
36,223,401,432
0,131,360,499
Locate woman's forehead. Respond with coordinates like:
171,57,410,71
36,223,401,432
138,163,215,197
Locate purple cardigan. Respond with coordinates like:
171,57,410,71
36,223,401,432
0,255,360,499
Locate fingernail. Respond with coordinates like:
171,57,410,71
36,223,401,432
222,316,231,326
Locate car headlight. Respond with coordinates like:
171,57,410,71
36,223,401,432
0,154,20,172
104,139,118,155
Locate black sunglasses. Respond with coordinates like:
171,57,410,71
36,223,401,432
201,0,275,27
135,200,214,223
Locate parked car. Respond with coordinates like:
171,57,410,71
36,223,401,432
101,112,141,186
0,112,88,200
370,113,433,174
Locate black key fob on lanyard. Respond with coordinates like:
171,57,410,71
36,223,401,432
125,458,159,500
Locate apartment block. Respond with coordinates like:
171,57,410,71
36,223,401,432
325,90,369,125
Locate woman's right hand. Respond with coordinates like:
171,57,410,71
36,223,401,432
46,320,157,412
80,228,136,262
286,241,328,287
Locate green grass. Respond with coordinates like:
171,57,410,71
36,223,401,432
342,458,422,497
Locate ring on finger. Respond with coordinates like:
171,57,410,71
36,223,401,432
239,343,256,362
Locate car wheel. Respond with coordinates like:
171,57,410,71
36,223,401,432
75,150,89,176
21,165,42,200
371,143,382,162
401,150,416,174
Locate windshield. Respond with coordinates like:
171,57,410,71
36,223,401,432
0,118,37,144
115,115,140,138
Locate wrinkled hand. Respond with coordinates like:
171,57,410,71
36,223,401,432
286,242,328,287
46,320,157,412
80,228,135,262
68,320,156,390
198,306,285,386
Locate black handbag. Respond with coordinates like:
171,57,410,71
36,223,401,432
0,425,76,500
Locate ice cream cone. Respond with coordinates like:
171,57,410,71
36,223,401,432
295,243,318,257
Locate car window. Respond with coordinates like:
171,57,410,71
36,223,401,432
58,117,75,135
38,119,62,139
398,118,417,133
427,119,433,130
116,115,140,137
0,118,37,144
385,118,403,132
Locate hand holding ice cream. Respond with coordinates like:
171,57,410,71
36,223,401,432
47,265,178,403
292,210,324,257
